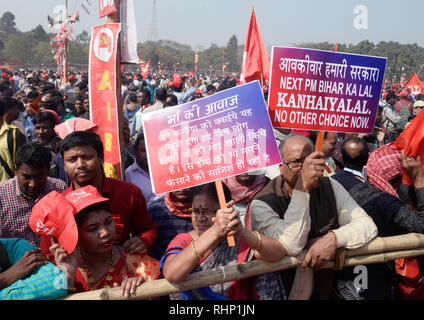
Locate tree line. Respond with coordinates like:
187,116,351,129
0,11,423,81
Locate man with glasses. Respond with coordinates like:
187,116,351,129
249,135,377,300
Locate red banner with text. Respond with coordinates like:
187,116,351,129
89,23,123,179
98,0,117,18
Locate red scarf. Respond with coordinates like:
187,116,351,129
164,193,192,218
223,174,267,203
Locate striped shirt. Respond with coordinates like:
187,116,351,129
0,176,66,247
148,195,193,261
0,238,68,300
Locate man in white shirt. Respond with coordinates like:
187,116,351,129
249,135,377,299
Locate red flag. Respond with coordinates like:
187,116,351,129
140,60,150,77
393,109,424,184
404,72,424,96
334,43,338,52
240,7,270,91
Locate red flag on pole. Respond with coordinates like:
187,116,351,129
240,7,270,91
393,109,424,184
404,72,424,96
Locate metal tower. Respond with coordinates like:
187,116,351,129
148,0,158,42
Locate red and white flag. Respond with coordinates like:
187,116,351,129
140,60,150,77
404,72,424,96
240,7,270,91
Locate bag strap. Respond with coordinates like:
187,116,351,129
0,153,14,178
7,127,17,166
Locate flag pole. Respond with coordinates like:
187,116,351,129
417,63,424,77
63,0,69,87
106,0,125,180
215,181,235,247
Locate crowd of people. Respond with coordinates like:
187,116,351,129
0,66,423,301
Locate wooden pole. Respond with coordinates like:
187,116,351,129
106,0,125,180
215,180,235,246
64,233,424,300
63,0,68,87
313,130,324,188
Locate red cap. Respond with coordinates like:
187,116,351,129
68,75,77,81
55,118,98,140
173,74,182,88
399,90,409,97
195,88,204,94
65,185,109,213
168,81,174,87
30,191,78,254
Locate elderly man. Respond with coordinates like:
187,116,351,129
249,135,377,300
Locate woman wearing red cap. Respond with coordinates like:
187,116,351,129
32,185,160,297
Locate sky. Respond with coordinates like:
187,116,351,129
1,0,424,50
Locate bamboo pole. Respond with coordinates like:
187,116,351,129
63,233,424,300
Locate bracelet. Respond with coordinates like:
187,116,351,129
68,286,77,293
190,240,204,260
254,231,262,251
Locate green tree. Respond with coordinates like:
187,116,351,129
0,11,17,34
31,42,54,65
0,33,31,63
75,30,90,46
226,35,239,71
28,25,50,43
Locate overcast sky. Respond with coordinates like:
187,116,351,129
2,0,424,50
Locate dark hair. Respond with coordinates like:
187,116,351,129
134,132,145,150
192,182,232,204
76,83,88,92
1,97,19,111
155,88,167,102
42,84,56,94
386,92,397,101
74,95,84,103
309,131,333,145
165,94,178,106
206,85,216,93
341,137,369,171
49,95,64,108
138,88,151,102
74,201,111,227
32,111,57,127
41,99,58,112
15,143,52,169
415,94,424,101
0,99,5,117
43,89,62,98
60,131,104,158
27,90,39,100
128,92,138,104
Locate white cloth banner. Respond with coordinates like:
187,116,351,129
120,0,139,64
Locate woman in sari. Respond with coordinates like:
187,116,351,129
31,185,160,297
161,182,286,300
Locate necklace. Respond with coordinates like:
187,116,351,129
78,246,115,291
